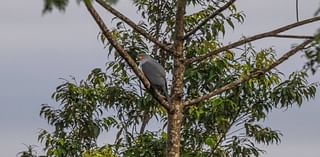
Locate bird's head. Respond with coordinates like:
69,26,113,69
137,53,145,61
137,53,151,62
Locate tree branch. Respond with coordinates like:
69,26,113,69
296,0,299,22
273,34,314,39
184,0,237,40
84,1,170,111
184,39,313,107
186,16,320,64
95,0,173,53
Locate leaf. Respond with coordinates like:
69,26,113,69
205,137,216,147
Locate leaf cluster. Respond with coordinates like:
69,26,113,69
304,33,320,74
38,65,166,156
181,44,317,156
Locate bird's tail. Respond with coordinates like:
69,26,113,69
163,80,171,105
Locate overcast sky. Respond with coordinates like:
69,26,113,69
0,0,319,157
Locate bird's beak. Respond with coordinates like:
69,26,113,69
137,55,143,61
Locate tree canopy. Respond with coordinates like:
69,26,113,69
19,0,320,157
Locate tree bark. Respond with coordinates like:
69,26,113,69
166,100,183,157
167,0,186,156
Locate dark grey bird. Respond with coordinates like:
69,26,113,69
137,53,170,103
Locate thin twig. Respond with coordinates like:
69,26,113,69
226,127,245,137
296,0,299,22
186,16,320,64
84,1,170,111
184,0,237,39
95,0,173,53
184,39,313,106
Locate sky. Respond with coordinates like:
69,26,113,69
0,0,319,156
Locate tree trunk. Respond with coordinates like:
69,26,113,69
166,0,186,156
166,100,183,157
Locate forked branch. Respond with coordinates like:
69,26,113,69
184,39,313,107
84,1,170,111
186,16,320,64
95,0,173,53
184,0,237,39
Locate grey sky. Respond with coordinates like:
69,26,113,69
0,0,319,156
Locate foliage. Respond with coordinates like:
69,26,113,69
42,0,118,13
181,45,318,156
38,66,166,156
42,0,70,13
122,132,166,157
17,144,38,157
38,71,106,156
304,33,320,74
83,146,117,157
35,0,319,157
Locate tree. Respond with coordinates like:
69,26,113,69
36,0,320,157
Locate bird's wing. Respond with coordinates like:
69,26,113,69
141,61,166,87
142,60,170,103
149,59,166,78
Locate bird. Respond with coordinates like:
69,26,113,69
137,53,170,103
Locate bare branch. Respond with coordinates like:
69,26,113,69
296,0,299,22
184,39,313,107
186,16,320,64
95,0,173,53
184,0,237,39
84,1,170,111
273,34,314,39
